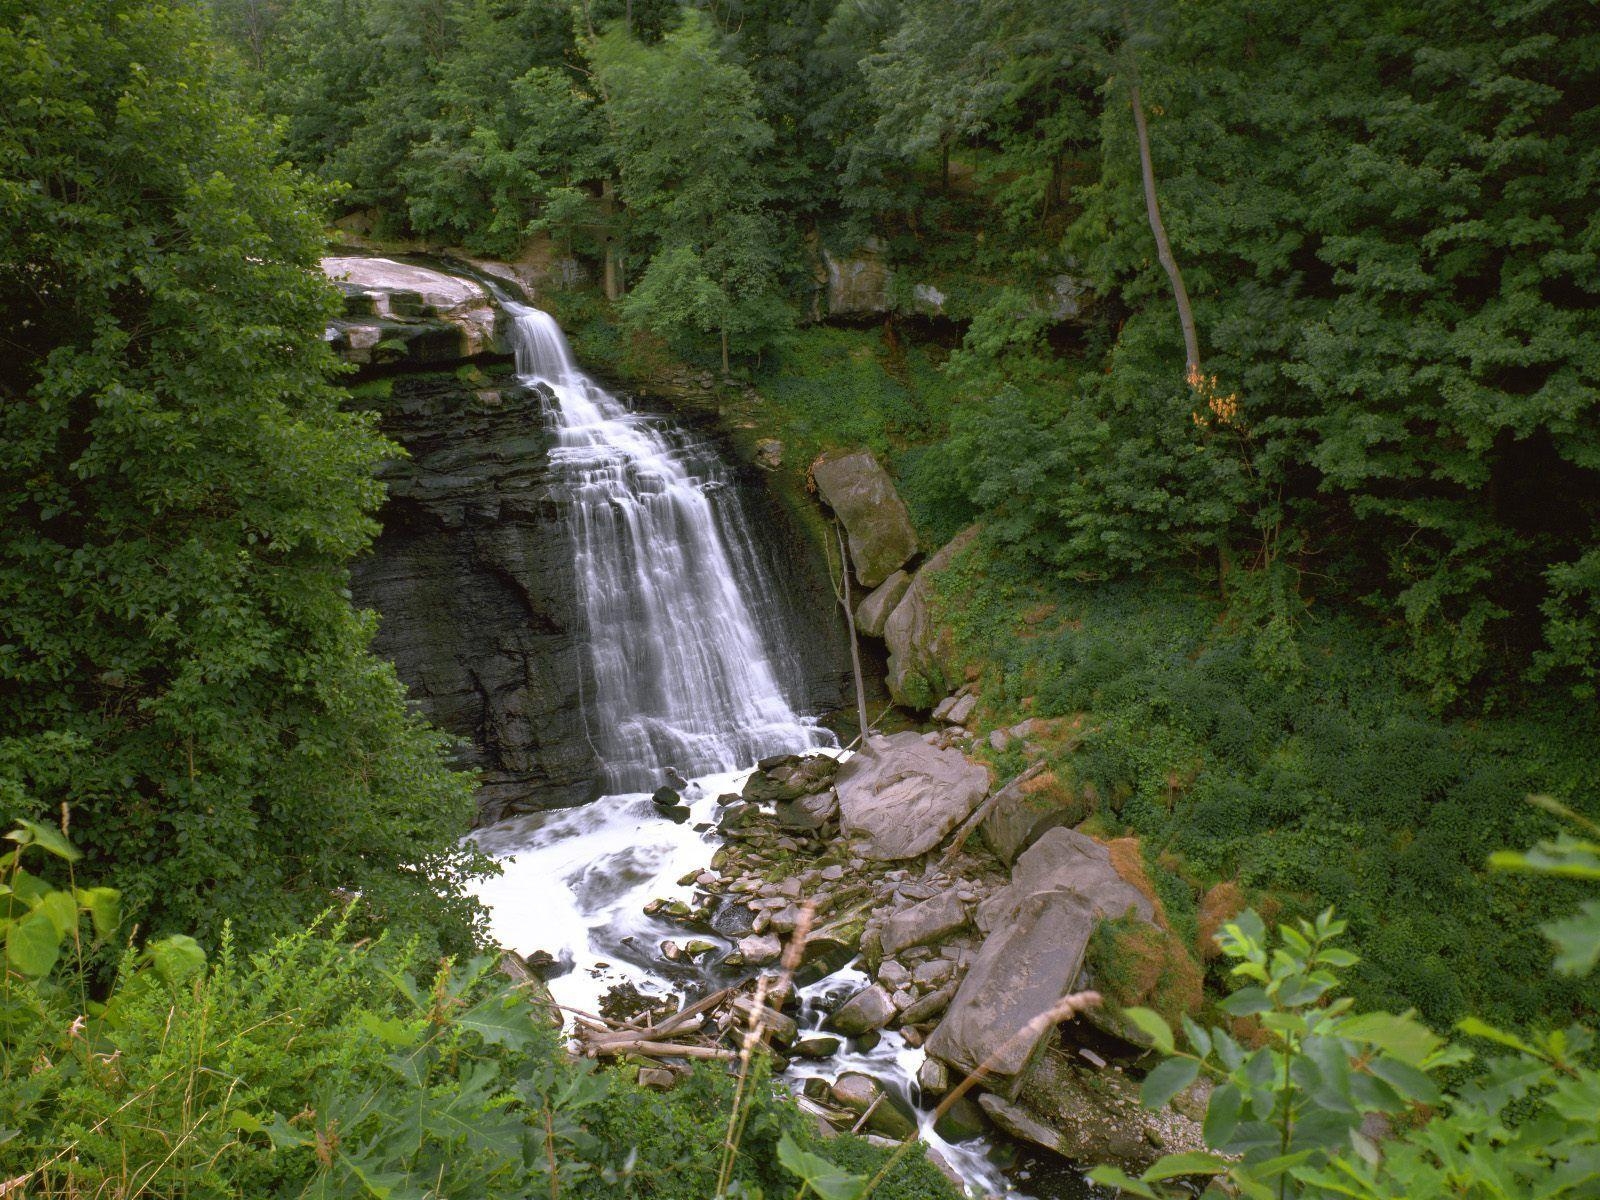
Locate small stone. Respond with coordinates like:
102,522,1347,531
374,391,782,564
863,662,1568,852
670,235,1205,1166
677,868,702,886
901,981,957,1025
877,959,911,988
771,905,801,934
752,910,772,934
738,933,783,965
891,989,916,1011
779,878,802,898
917,1058,950,1097
661,940,682,961
792,1034,842,1059
638,1067,676,1091
989,730,1010,752
683,939,718,958
775,836,801,853
913,959,955,987
827,984,895,1036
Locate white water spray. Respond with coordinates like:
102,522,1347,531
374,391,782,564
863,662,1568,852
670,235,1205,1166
505,302,830,790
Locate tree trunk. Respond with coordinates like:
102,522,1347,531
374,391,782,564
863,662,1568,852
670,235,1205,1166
1129,83,1200,380
601,178,622,301
836,523,874,755
720,327,730,376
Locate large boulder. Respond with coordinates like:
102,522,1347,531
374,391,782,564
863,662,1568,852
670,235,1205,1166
811,451,918,589
883,526,979,708
854,570,912,639
835,732,990,860
926,828,1156,1090
979,764,1092,865
823,240,892,316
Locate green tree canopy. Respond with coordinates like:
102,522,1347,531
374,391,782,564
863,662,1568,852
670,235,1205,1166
0,0,485,950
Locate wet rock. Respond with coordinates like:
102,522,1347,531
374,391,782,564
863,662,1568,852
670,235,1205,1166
775,789,838,830
827,984,895,1036
811,451,918,588
855,570,912,639
881,526,981,708
731,996,798,1045
916,1057,950,1098
935,1095,991,1143
737,933,783,966
830,1073,918,1140
836,732,988,860
792,1034,842,1059
743,753,840,804
901,982,958,1025
881,891,969,956
652,786,682,807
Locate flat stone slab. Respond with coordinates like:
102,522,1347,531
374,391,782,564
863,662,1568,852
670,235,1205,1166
925,888,1097,1084
836,732,989,860
881,891,969,956
928,828,1158,1090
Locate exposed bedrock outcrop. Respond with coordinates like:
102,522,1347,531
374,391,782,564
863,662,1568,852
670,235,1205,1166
883,525,980,709
348,374,599,822
334,256,854,820
810,450,919,589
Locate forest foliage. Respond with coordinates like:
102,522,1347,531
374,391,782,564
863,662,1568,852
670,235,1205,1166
0,0,486,951
210,0,1600,712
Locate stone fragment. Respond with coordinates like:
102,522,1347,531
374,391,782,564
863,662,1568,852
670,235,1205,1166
944,693,978,727
737,934,783,966
792,1034,842,1059
855,570,913,639
901,982,957,1025
811,451,918,588
638,1067,677,1091
881,891,969,956
916,1057,950,1097
827,984,895,1036
835,732,989,860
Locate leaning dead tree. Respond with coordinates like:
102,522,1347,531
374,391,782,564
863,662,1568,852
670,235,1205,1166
1127,73,1200,382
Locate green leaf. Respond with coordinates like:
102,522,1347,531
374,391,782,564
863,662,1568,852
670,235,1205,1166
5,910,61,977
1203,1083,1243,1147
1122,1007,1175,1054
1365,1056,1442,1106
1142,1057,1200,1110
1143,1152,1231,1181
145,934,207,985
1541,901,1600,976
1548,1073,1600,1123
458,992,537,1050
775,1133,866,1200
76,887,121,941
1086,1165,1159,1198
34,888,79,939
1219,987,1272,1017
8,819,82,863
1455,1016,1543,1059
1337,1011,1442,1066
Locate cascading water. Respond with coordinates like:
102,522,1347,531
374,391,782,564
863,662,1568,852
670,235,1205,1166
470,302,1043,1198
504,301,831,791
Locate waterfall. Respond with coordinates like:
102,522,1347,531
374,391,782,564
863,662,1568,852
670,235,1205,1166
504,302,832,791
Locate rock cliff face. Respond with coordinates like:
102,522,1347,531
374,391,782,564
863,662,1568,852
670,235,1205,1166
349,371,600,822
332,255,854,821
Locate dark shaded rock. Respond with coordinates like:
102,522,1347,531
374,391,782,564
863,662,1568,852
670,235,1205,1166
775,790,838,829
811,451,918,588
742,753,839,803
854,570,912,639
883,526,980,709
652,786,682,807
978,762,1084,866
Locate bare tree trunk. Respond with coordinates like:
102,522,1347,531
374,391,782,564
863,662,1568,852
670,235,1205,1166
721,327,730,376
1129,83,1200,380
601,178,622,301
836,523,874,754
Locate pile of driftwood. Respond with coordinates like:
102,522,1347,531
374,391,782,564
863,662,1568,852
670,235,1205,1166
570,986,741,1063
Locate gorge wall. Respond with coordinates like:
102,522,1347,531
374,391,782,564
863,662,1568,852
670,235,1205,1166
332,256,854,822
